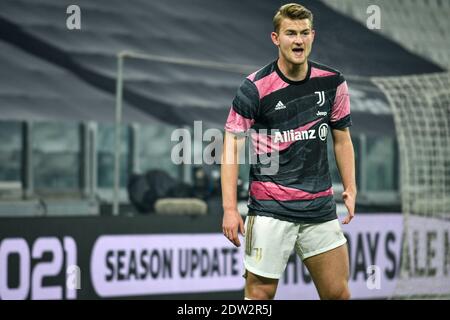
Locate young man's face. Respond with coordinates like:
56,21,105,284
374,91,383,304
271,18,315,66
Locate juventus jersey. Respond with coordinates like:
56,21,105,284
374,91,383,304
224,60,352,223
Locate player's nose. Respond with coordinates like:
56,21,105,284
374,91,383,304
294,35,303,45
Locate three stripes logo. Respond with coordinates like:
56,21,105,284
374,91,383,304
245,216,262,262
315,91,326,106
253,248,263,262
274,101,286,110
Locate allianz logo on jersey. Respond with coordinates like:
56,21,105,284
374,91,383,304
274,123,329,143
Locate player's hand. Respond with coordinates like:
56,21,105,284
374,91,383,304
222,209,245,247
342,190,356,224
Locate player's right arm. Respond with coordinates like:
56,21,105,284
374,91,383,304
221,78,259,247
221,131,246,247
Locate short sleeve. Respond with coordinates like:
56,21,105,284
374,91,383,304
330,75,352,129
224,78,259,134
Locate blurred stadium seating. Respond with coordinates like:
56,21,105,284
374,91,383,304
321,0,450,69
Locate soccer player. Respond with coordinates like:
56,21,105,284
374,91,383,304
221,3,356,300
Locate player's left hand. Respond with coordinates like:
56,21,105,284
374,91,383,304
342,190,356,224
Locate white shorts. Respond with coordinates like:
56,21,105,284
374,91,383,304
244,215,347,279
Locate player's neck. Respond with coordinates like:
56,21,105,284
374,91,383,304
277,58,309,82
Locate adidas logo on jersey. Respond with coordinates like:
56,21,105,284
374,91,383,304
274,101,286,110
274,129,316,143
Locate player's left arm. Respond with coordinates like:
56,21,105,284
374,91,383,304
332,127,357,224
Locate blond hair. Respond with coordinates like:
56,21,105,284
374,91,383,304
273,3,313,33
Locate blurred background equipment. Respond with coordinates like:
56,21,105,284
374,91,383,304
192,166,211,200
154,198,207,216
128,169,193,214
373,72,450,298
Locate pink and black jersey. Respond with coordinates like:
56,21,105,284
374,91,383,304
225,60,351,223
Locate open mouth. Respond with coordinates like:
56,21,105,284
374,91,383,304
292,47,304,55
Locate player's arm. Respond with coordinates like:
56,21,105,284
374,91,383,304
221,131,246,247
222,78,258,246
332,127,357,224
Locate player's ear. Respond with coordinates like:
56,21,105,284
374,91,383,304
311,29,315,42
271,31,280,46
